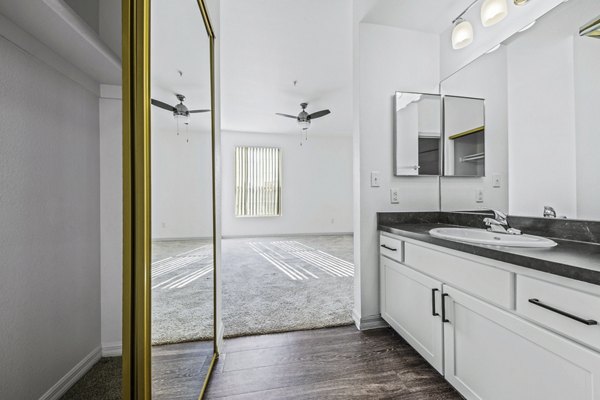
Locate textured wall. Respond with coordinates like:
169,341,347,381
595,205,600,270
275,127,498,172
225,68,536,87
99,86,122,353
0,36,100,399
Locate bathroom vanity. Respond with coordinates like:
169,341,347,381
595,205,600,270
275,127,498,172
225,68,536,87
378,212,600,400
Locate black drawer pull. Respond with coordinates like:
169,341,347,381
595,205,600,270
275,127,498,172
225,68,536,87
380,244,397,252
528,298,598,326
431,288,439,316
442,293,450,323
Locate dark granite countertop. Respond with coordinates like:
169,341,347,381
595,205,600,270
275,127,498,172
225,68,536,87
377,212,600,286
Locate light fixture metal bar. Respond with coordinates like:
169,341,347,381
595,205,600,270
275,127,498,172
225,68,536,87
452,0,481,25
580,16,600,37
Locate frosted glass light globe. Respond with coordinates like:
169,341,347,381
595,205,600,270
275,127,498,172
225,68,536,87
481,0,509,27
452,20,474,49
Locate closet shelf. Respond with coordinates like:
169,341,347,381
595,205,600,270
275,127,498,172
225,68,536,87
449,126,485,140
460,152,485,162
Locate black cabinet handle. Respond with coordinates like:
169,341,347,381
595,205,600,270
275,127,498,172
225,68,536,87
431,288,439,316
528,298,598,326
442,293,450,323
381,244,397,252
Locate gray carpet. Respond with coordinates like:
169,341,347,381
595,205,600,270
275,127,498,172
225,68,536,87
60,357,121,400
151,235,354,345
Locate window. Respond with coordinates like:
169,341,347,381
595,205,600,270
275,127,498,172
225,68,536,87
235,147,281,217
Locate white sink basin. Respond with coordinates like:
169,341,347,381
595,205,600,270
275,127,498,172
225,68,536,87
429,227,557,248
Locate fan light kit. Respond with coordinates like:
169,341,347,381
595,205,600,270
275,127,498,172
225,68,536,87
151,93,210,140
451,0,531,50
276,102,332,145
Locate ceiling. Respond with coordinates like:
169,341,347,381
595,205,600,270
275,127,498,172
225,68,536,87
151,0,212,133
362,0,478,34
220,0,353,136
0,0,120,85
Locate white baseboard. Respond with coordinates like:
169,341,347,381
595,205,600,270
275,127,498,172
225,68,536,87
102,341,122,357
352,310,388,330
39,346,102,400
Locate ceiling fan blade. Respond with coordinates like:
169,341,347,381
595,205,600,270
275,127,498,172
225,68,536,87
189,109,211,114
151,98,176,112
275,113,299,119
308,109,331,119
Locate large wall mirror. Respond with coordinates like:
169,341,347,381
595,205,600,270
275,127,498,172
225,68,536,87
439,0,600,220
150,0,216,397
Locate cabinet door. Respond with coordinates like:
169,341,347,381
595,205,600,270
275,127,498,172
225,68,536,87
380,256,443,373
443,285,600,400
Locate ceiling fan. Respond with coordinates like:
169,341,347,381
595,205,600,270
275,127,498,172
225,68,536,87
151,94,210,140
151,93,210,118
276,102,331,133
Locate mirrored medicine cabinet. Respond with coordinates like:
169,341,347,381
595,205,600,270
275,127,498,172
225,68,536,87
394,92,486,177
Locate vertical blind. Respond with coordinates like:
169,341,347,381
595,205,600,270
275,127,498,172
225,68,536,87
235,147,281,217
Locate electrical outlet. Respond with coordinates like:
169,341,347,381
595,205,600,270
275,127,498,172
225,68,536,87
390,188,400,204
370,171,381,187
492,174,501,188
475,189,484,203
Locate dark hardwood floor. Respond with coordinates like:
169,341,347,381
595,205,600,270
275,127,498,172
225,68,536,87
152,340,214,400
205,326,462,399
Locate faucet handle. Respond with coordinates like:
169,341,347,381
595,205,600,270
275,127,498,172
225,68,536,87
543,206,557,218
491,209,507,224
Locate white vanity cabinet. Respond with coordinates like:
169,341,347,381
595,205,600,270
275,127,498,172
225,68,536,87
379,232,600,400
380,256,444,373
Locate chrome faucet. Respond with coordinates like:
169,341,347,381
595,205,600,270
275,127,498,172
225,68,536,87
543,206,557,218
483,210,522,235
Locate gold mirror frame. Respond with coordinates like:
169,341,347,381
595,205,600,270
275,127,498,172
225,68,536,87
122,0,217,398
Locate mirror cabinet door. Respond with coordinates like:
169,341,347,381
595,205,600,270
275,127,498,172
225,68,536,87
394,92,442,176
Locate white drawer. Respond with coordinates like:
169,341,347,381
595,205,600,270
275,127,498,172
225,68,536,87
516,275,600,351
379,234,403,263
404,242,514,309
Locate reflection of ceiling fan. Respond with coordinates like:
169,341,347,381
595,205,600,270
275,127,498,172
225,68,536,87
151,93,210,139
276,102,331,132
151,94,210,118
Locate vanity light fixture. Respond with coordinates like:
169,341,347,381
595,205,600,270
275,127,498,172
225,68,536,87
452,19,475,49
481,0,509,27
513,0,529,5
450,0,479,50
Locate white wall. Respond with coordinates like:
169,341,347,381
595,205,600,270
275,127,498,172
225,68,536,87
221,131,353,237
152,128,353,239
355,22,440,325
0,33,101,399
151,127,214,240
440,46,509,212
99,85,122,355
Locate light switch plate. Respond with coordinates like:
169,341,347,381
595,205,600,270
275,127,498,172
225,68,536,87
475,188,484,203
390,188,400,204
370,171,381,187
492,174,501,188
